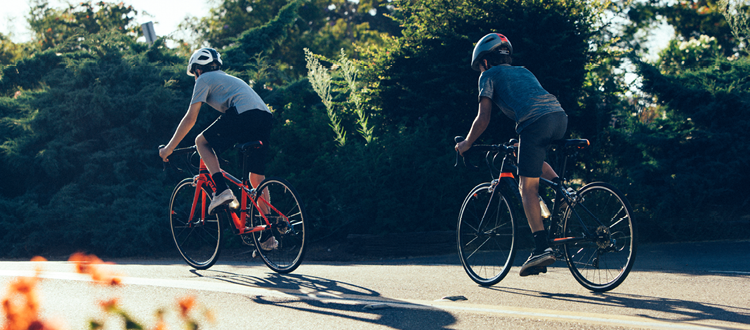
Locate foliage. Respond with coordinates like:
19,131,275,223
304,48,375,146
658,34,722,74
27,0,141,51
718,0,750,54
0,29,194,257
625,0,738,56
613,56,750,241
0,34,25,66
177,0,401,79
361,0,598,141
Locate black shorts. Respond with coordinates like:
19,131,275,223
201,107,273,175
517,111,567,178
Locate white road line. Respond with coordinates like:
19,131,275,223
709,270,750,275
0,270,736,330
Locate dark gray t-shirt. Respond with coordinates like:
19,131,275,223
190,71,271,114
478,64,564,133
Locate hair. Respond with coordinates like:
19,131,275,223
194,61,221,74
482,47,513,68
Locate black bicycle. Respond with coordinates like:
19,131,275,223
454,136,636,292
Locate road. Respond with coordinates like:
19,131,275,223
0,240,748,329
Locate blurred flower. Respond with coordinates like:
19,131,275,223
68,252,122,286
178,296,195,318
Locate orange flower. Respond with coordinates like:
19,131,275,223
98,298,119,312
1,273,61,330
68,252,122,286
177,296,196,318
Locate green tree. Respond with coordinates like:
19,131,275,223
363,0,599,141
625,0,738,56
27,0,140,51
0,33,24,66
177,0,401,79
611,56,750,241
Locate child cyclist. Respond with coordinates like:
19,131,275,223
455,33,568,276
159,47,277,250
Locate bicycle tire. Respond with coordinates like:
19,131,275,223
457,181,517,286
563,182,636,292
249,177,307,273
169,178,223,270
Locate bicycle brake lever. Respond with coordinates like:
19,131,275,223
454,136,465,168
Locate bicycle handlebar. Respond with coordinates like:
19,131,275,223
454,136,517,170
159,145,199,174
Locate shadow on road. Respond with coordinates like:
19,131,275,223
189,269,459,330
487,286,750,326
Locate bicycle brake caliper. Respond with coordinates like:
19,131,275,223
488,179,499,193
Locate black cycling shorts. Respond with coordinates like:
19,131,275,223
201,107,273,175
517,111,567,178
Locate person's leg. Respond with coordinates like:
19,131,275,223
195,133,221,175
519,176,544,233
517,115,561,276
250,172,269,214
249,173,265,189
197,118,237,213
541,162,558,181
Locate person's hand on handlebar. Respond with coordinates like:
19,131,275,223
159,145,173,162
455,139,472,156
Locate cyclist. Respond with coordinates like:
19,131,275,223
159,47,277,249
455,33,568,276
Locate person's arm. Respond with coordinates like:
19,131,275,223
456,97,493,155
159,102,202,162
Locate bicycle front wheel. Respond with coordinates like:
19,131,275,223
169,178,223,270
249,178,307,273
563,182,636,292
457,182,517,286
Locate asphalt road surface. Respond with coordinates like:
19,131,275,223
0,240,748,329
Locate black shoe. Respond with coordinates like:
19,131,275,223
519,248,556,277
525,266,547,276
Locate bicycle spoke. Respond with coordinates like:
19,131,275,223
457,182,516,286
169,180,222,270
563,182,636,292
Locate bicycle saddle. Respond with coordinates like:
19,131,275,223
236,140,263,153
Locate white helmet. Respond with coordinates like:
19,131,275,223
187,47,222,76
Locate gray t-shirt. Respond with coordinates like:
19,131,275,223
478,64,564,133
190,70,271,114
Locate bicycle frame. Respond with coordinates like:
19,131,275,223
490,141,601,247
189,158,288,235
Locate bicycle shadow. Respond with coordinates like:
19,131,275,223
189,269,458,330
485,285,750,326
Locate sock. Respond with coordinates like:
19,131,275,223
211,172,229,194
533,230,549,254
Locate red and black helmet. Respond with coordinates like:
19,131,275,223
471,33,513,71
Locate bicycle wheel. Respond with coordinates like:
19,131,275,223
563,182,636,292
249,178,307,273
169,178,223,270
457,182,517,286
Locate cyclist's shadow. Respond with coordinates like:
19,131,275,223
486,285,750,326
189,269,458,329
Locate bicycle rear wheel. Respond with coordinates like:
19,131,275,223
563,182,636,292
249,178,307,273
169,178,223,270
457,182,517,286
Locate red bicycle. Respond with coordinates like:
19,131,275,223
165,141,307,273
